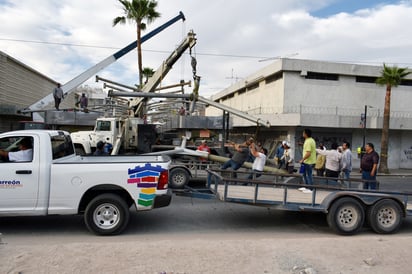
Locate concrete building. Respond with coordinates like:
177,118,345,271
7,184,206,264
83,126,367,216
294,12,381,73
0,51,75,132
0,51,115,132
206,58,412,169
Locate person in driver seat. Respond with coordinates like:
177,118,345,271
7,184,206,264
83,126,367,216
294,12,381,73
0,137,33,162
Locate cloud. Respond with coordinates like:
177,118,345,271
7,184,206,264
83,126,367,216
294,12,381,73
0,0,411,99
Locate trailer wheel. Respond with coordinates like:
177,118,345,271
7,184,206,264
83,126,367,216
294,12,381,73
327,197,365,235
84,194,130,235
169,167,190,189
368,199,403,234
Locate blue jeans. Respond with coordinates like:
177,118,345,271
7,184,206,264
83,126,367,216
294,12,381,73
343,170,351,180
221,159,242,170
221,159,242,178
342,169,351,188
247,170,262,180
302,163,314,186
362,171,377,190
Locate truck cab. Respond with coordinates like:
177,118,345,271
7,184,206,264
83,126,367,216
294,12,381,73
70,116,144,155
0,131,74,213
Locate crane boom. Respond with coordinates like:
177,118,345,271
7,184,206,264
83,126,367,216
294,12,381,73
129,30,197,115
24,11,185,119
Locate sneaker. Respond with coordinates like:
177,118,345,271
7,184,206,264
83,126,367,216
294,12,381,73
302,189,313,194
298,187,307,191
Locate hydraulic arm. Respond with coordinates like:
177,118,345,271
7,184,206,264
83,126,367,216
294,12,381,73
23,12,185,120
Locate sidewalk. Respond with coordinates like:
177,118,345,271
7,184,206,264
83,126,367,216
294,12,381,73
351,168,412,177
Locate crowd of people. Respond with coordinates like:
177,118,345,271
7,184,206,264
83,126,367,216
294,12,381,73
219,128,379,192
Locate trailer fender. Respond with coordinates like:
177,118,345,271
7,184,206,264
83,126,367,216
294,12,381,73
321,191,405,215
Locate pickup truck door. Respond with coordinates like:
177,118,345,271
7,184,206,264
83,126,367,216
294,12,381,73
0,137,40,211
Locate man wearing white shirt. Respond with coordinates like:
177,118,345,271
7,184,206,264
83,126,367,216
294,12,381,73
316,142,342,184
247,144,267,179
0,137,33,162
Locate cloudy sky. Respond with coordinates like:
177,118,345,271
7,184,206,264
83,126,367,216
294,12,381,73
1,0,411,98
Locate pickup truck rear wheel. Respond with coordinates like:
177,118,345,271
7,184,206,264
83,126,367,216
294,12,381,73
84,194,130,235
327,197,365,235
368,199,403,234
169,167,190,189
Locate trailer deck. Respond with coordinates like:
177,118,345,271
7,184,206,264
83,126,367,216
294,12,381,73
189,169,412,235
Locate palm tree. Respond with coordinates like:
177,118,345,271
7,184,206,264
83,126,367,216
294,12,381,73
113,0,160,86
142,67,154,84
376,64,411,173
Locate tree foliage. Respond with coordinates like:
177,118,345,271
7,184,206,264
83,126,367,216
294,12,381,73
142,67,154,84
113,0,160,86
375,64,411,173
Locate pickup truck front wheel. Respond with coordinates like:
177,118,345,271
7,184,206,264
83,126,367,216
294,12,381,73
85,194,130,235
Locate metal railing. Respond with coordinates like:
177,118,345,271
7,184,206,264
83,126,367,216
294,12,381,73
245,105,412,119
205,169,412,214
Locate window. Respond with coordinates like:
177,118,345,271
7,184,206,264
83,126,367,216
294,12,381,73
401,79,412,86
246,82,259,91
265,72,283,84
356,76,412,86
220,93,235,102
306,72,339,81
238,88,246,95
96,120,111,131
0,136,33,162
356,76,377,83
51,134,75,160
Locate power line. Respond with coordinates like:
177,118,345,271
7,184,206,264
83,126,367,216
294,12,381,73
2,37,412,66
0,37,271,60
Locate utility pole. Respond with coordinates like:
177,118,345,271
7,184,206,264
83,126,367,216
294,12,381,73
362,104,367,152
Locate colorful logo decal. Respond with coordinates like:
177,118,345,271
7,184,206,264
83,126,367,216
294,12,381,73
128,163,166,207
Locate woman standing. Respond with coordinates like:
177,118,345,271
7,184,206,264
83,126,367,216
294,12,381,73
281,142,294,174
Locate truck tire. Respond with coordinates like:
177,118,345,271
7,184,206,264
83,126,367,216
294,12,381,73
327,197,365,235
169,167,190,189
368,199,403,234
84,193,130,235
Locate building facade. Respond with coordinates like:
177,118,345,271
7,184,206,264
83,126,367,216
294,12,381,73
206,58,412,169
0,51,77,132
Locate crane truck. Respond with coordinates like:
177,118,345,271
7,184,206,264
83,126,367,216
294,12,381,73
70,30,197,155
20,12,186,123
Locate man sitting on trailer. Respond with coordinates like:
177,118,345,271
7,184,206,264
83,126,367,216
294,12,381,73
221,137,254,178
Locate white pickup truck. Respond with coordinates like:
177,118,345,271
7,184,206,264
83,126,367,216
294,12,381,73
0,130,172,235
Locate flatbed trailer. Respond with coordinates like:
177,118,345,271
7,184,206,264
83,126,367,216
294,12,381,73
181,169,412,235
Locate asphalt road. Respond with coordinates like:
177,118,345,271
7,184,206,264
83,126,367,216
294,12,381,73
2,175,412,273
2,174,412,243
